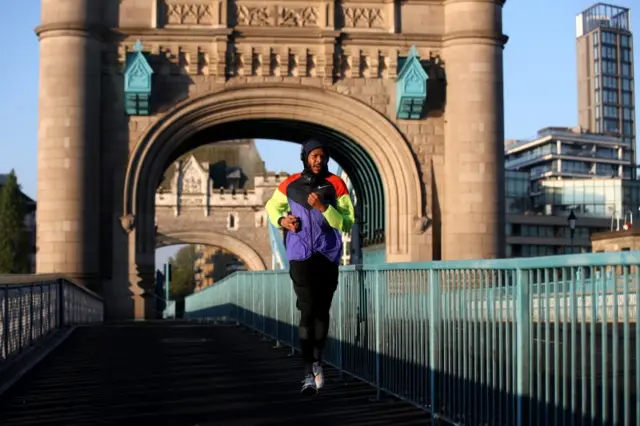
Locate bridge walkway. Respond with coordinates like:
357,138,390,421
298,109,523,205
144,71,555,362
0,322,431,426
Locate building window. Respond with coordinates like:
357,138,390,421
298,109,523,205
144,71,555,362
601,31,616,45
623,107,633,120
602,46,617,60
621,48,632,63
603,76,618,89
602,89,618,104
623,121,633,135
622,78,633,91
593,46,599,59
227,212,239,231
622,93,632,106
621,63,631,77
621,35,631,48
604,106,618,119
604,118,619,133
595,90,600,105
602,60,617,75
593,32,599,46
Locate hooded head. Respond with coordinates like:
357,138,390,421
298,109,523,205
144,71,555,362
300,139,330,176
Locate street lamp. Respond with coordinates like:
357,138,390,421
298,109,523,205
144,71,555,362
568,209,577,254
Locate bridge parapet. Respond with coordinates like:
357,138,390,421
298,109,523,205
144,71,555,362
0,275,103,378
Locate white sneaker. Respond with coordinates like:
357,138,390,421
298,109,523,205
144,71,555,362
313,362,324,389
301,373,317,395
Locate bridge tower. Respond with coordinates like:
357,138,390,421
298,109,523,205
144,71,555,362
35,0,104,290
442,0,507,259
35,0,508,320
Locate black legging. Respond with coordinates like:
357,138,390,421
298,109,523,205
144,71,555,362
289,253,339,373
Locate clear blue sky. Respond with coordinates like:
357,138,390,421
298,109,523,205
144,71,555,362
0,1,637,266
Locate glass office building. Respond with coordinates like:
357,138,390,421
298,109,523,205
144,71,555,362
576,3,635,173
505,126,634,181
506,170,640,257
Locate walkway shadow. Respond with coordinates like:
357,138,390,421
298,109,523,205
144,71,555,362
188,303,638,426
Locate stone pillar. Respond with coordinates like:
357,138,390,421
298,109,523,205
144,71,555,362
35,0,103,287
442,0,507,260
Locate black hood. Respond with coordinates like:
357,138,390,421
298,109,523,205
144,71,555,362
300,139,330,177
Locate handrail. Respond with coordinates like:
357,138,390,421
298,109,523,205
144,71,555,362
268,221,289,270
0,274,102,300
0,277,104,368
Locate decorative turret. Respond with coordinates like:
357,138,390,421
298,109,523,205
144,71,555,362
395,46,429,120
124,40,154,116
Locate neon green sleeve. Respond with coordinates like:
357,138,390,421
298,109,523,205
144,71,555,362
265,188,290,228
322,194,355,233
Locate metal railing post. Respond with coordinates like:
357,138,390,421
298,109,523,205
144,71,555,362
429,268,442,413
58,279,65,327
374,268,382,400
515,269,531,426
3,288,9,361
29,284,34,346
17,287,23,354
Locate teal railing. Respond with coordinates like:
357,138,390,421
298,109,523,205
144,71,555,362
179,252,640,426
268,221,289,270
0,276,104,368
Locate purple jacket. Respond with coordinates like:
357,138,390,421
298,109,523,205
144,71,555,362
265,172,356,265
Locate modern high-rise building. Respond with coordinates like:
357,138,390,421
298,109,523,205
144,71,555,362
505,126,634,182
576,3,635,171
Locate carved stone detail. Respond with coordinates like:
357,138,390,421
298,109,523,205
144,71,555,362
165,2,214,26
182,168,202,194
413,216,431,234
237,6,271,26
270,49,281,76
120,214,136,233
278,6,319,27
343,7,384,28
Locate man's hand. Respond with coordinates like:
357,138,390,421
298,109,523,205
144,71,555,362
280,215,300,232
307,192,326,212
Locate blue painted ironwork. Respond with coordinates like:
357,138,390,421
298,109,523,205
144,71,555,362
268,222,289,270
176,251,640,426
124,40,153,116
0,277,103,367
395,46,429,120
195,119,386,246
362,244,386,264
335,166,363,264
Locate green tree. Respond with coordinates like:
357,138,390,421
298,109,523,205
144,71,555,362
0,170,30,273
167,245,199,299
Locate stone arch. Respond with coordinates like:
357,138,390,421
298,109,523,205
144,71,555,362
124,83,424,261
156,231,267,271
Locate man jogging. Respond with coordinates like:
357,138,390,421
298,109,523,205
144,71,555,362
265,139,355,395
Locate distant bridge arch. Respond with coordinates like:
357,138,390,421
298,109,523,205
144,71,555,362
156,231,267,271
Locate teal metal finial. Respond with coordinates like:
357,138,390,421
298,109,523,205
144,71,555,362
133,39,144,53
408,45,420,59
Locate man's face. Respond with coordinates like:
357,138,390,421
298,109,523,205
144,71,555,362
307,148,327,174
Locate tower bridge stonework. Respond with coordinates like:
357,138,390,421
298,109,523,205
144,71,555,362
36,0,508,320
154,149,287,271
